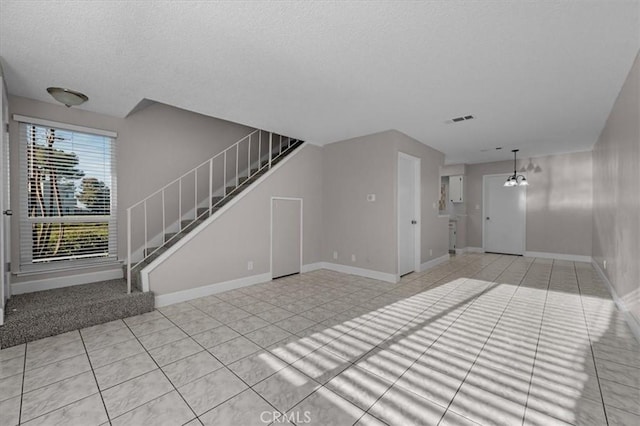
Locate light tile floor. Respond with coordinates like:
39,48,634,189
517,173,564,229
1,253,639,425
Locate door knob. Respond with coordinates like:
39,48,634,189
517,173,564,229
411,220,417,224
486,217,490,220
2,210,11,216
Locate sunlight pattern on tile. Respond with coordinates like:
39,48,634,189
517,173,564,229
2,253,638,425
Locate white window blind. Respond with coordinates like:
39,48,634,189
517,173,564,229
17,119,117,271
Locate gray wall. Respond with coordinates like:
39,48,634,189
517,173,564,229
322,130,447,276
396,132,449,264
592,52,640,322
149,129,448,295
148,145,324,295
8,96,253,274
322,131,398,275
465,151,593,256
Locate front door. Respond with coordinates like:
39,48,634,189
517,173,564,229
483,174,526,255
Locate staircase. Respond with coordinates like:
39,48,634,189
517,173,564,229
127,130,304,292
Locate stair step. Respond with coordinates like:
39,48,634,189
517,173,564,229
225,186,236,194
181,219,204,230
145,246,168,257
216,197,230,207
164,233,182,247
211,196,223,205
197,207,210,217
0,279,154,348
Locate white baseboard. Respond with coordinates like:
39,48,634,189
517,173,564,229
155,272,272,308
301,262,324,273
525,251,592,263
317,262,398,283
592,260,640,343
0,308,3,326
466,247,485,253
420,254,450,272
455,248,467,255
11,266,124,295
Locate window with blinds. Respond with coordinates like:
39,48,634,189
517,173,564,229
17,118,117,271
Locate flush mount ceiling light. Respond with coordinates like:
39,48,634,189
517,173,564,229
504,149,529,187
46,87,88,107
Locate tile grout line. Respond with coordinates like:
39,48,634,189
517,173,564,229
118,318,201,424
17,331,117,426
519,259,554,425
434,256,531,425
78,331,113,426
573,261,611,426
153,310,282,423
351,255,518,425
8,254,625,426
151,262,480,424
5,255,492,424
284,259,495,425
16,343,27,425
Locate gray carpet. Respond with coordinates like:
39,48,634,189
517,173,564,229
0,279,154,348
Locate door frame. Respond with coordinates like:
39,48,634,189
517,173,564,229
0,73,9,325
482,173,527,255
270,196,303,279
397,152,421,279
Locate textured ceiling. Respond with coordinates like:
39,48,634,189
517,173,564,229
1,1,638,164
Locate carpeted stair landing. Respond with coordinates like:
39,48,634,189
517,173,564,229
0,279,154,348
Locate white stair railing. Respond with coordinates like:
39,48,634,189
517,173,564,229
126,130,299,293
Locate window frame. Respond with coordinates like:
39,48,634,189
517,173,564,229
14,115,118,273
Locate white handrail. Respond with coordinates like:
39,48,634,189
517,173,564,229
126,128,301,293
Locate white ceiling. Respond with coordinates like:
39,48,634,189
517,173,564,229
1,1,638,164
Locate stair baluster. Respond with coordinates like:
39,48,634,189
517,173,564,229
126,130,303,293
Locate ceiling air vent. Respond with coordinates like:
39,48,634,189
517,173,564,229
448,114,475,124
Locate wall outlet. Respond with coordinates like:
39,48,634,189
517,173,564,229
429,249,433,256
247,261,253,271
351,254,356,262
333,251,338,260
603,260,607,270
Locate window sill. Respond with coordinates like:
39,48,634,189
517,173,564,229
15,257,121,277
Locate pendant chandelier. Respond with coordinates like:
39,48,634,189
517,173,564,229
504,149,529,187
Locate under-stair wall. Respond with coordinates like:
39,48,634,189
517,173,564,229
145,144,323,305
127,130,280,264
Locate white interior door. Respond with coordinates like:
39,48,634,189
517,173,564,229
398,153,420,276
0,76,10,325
271,198,301,279
483,174,526,255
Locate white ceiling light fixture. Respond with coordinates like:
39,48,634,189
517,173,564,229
46,87,88,107
504,149,529,187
